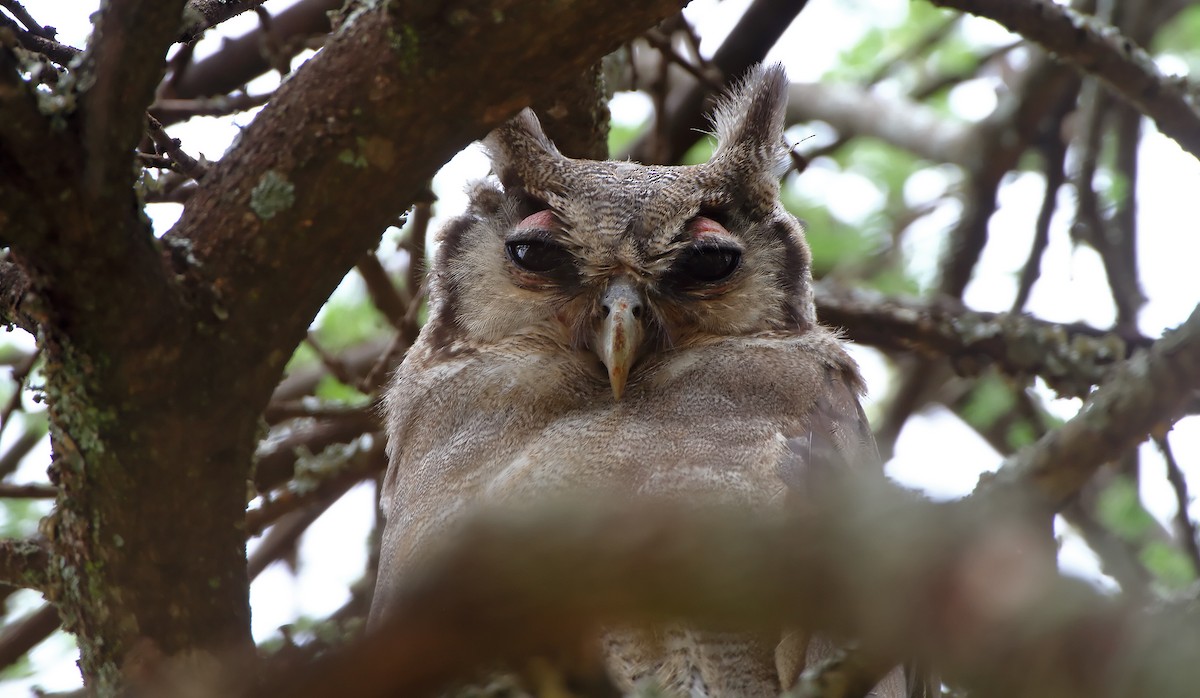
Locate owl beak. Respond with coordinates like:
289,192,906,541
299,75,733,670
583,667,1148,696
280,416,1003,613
596,278,645,401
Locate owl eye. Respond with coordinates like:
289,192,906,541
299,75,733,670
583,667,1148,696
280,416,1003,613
674,244,742,284
506,239,573,273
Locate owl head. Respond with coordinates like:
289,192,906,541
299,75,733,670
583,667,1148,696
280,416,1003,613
424,64,813,399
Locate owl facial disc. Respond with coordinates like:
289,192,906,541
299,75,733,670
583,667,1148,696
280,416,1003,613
596,276,644,400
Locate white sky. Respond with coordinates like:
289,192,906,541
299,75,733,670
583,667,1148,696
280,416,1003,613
5,0,1200,693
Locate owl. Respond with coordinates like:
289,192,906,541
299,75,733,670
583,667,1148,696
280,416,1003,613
370,64,905,697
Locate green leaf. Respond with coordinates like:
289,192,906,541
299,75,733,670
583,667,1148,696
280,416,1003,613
680,134,717,166
1153,6,1200,73
1006,421,1037,450
607,120,647,158
780,188,875,276
1096,477,1157,541
0,498,47,538
959,376,1015,431
1141,541,1196,590
833,140,921,209
285,342,319,373
866,267,920,296
315,297,386,351
314,374,368,404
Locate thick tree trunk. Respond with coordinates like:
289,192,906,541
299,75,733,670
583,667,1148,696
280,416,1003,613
2,1,686,691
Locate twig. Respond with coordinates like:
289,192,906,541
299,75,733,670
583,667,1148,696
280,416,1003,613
356,254,408,333
1011,136,1067,313
271,338,393,404
180,0,270,42
0,483,55,498
1157,435,1200,577
247,439,384,535
304,333,357,388
1103,103,1145,333
927,0,1200,158
0,603,60,674
936,52,1078,298
0,347,39,443
250,503,330,579
151,92,272,121
402,200,431,303
625,0,813,163
0,12,79,66
0,419,46,479
142,172,199,204
145,114,209,180
137,153,181,172
863,13,961,86
0,0,52,38
641,29,723,91
253,411,379,491
263,400,370,423
0,538,49,591
0,261,36,333
163,0,340,117
254,6,291,76
910,40,1021,100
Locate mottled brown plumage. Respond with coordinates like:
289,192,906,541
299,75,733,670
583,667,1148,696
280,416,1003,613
371,65,902,697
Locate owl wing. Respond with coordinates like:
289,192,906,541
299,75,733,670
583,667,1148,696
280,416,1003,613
772,364,915,698
776,364,880,501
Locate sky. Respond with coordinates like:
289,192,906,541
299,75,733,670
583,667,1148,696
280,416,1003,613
5,0,1200,693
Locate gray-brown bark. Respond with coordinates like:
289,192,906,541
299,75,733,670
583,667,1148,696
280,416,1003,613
0,0,685,691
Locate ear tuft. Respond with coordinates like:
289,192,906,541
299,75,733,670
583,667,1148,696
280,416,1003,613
708,63,789,178
483,109,565,193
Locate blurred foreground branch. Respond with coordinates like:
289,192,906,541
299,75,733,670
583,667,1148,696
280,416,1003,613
248,483,1190,698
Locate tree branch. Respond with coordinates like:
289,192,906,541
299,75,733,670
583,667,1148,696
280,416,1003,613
248,438,384,535
79,0,188,199
250,488,1189,698
180,0,268,42
166,0,689,415
159,0,340,111
627,0,812,163
927,0,1200,158
0,11,81,66
815,284,1144,398
787,82,973,166
982,302,1200,508
0,603,60,673
0,538,50,592
0,261,36,333
1158,435,1200,577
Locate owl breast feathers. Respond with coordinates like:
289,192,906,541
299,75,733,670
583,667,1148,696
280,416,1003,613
371,64,904,697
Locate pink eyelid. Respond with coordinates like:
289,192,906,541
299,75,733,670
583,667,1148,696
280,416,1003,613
517,210,559,230
685,215,734,243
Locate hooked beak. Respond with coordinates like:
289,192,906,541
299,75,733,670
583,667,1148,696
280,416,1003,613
595,277,645,400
